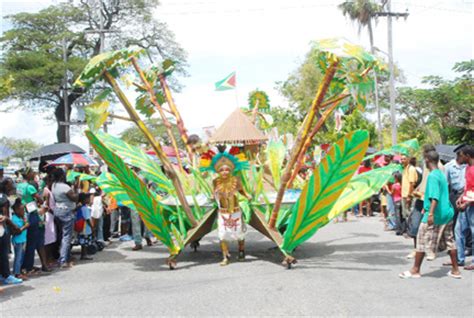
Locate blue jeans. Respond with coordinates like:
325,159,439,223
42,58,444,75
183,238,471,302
131,210,151,246
23,212,45,271
56,213,74,265
95,215,104,242
386,194,397,229
109,209,119,235
393,201,402,232
13,242,25,275
455,204,474,264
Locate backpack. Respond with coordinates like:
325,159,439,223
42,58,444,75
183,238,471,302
414,168,423,189
74,206,85,233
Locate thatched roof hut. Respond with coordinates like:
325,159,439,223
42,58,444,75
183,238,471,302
209,108,268,145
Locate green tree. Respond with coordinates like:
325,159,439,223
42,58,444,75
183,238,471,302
0,137,42,160
120,118,184,148
277,49,323,121
0,0,187,143
396,60,473,145
268,106,300,136
275,44,378,146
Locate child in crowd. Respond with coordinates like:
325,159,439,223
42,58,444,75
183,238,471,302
392,172,403,235
11,198,29,279
76,193,93,261
90,187,105,243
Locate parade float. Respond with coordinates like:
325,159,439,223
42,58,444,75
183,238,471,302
74,38,416,269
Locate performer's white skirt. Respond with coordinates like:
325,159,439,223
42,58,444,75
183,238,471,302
217,211,246,241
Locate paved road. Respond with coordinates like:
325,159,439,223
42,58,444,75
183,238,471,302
1,215,472,316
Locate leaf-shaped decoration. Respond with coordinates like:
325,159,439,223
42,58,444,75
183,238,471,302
66,171,97,183
94,88,113,102
281,130,369,254
190,167,212,199
363,138,419,160
86,131,179,255
74,47,144,88
162,59,175,76
95,132,174,194
135,94,156,117
84,100,109,132
265,140,286,189
96,172,136,210
328,164,402,220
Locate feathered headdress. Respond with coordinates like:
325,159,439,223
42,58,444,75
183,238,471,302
200,146,249,174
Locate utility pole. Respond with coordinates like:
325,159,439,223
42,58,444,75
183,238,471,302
84,0,119,133
61,0,117,142
375,0,408,146
62,38,70,143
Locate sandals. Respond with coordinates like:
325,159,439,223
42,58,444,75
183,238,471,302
220,258,230,266
447,271,462,279
463,264,474,271
399,270,421,279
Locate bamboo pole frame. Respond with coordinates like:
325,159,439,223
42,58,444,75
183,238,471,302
158,74,194,161
268,61,339,229
103,71,197,227
286,95,347,187
130,58,186,174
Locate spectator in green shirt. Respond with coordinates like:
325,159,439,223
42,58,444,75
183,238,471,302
400,150,461,279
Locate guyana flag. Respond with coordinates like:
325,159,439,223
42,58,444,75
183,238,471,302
215,72,236,91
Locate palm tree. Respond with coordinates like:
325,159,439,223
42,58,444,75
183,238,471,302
339,0,382,51
339,0,384,148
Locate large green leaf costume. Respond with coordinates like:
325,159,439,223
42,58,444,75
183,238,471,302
281,130,369,254
86,131,179,256
328,164,402,220
95,172,136,210
95,131,174,194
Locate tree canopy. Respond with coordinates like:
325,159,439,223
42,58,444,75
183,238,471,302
0,0,187,142
272,43,378,146
396,60,473,145
0,137,43,161
120,118,184,148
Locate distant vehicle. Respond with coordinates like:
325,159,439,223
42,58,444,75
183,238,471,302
4,158,23,177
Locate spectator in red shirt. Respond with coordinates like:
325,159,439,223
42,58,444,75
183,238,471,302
456,145,474,270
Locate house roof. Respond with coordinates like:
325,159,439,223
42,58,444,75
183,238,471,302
209,108,268,145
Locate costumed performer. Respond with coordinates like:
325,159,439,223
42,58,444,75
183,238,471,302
201,147,251,266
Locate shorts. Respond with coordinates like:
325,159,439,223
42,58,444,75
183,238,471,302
217,211,246,241
416,221,455,253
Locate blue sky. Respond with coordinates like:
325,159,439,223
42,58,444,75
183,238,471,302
0,0,472,150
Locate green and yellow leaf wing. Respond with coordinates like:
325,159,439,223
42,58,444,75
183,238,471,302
328,164,402,220
86,131,179,255
96,131,174,194
266,140,286,189
96,172,136,210
281,130,369,254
